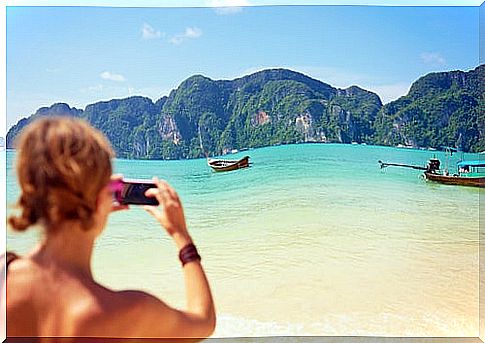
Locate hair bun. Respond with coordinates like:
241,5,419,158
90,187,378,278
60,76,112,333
8,117,113,232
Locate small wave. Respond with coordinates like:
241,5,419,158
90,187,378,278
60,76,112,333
213,314,310,337
212,312,477,338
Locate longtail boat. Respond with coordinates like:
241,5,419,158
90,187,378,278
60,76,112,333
379,157,485,188
424,160,484,187
198,125,251,172
207,155,251,172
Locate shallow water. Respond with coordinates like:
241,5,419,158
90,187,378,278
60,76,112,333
5,144,481,336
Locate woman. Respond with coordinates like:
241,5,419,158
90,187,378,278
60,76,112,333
2,117,216,339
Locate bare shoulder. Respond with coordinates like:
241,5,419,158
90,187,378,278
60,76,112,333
113,289,175,321
5,257,37,300
86,288,178,337
107,289,170,314
107,289,215,339
5,257,41,336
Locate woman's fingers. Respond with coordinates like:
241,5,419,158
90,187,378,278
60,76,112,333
154,177,175,204
143,205,160,219
143,177,188,238
145,188,158,197
156,178,180,202
145,185,167,205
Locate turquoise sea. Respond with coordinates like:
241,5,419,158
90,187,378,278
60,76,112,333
5,144,482,337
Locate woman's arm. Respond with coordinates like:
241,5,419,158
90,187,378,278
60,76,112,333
133,179,215,338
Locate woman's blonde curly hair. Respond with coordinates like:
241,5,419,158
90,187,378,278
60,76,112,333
8,116,114,232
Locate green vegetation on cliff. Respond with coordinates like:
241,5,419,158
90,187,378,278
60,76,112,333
6,66,483,159
373,65,482,152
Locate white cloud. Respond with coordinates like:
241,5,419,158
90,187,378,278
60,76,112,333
142,23,163,40
100,71,126,82
420,52,446,66
208,0,251,14
185,27,202,38
169,27,203,45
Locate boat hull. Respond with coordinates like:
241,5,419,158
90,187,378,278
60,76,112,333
424,172,484,188
208,156,250,172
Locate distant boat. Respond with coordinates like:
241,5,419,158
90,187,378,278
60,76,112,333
379,157,484,188
396,144,415,149
199,126,251,172
207,155,251,172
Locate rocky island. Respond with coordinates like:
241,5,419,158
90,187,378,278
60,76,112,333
6,65,483,159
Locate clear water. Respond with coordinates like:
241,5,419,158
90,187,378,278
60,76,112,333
5,144,481,337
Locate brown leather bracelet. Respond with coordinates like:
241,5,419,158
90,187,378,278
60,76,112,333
179,243,201,266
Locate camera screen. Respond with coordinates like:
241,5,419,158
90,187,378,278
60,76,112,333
121,182,159,205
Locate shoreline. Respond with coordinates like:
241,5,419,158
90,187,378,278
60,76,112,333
213,312,477,338
5,142,478,162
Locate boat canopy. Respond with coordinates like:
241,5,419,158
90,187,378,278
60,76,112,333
457,160,485,168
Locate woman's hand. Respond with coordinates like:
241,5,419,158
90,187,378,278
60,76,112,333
141,178,215,338
110,174,129,212
144,178,192,248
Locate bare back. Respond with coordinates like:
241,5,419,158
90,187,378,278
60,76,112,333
5,256,146,338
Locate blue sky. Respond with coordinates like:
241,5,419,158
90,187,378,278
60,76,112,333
6,3,480,131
